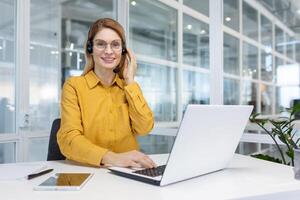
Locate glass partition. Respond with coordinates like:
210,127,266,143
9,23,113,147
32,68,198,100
183,0,209,16
129,0,177,62
260,14,272,49
260,83,273,114
182,70,210,109
183,14,209,68
224,33,239,75
30,0,60,133
224,78,240,105
0,0,16,134
136,62,177,122
243,2,258,41
0,142,16,163
243,42,258,79
223,0,239,31
261,49,273,82
241,81,258,113
275,26,284,54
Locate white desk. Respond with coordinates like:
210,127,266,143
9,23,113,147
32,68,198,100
1,154,300,200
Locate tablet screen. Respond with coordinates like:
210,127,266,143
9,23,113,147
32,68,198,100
35,173,93,190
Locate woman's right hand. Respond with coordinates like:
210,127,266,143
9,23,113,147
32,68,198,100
101,150,157,168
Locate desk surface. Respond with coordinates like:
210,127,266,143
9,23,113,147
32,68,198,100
1,154,300,200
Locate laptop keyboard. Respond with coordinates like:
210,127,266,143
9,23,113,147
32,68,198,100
133,165,166,177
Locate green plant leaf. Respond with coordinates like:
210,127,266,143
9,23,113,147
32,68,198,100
291,103,300,116
251,154,283,164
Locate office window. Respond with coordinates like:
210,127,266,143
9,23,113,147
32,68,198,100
261,49,273,82
0,142,16,163
296,43,300,63
236,142,258,155
236,142,279,157
224,78,240,105
275,86,284,114
182,70,210,109
275,62,300,112
275,26,284,54
183,14,209,68
243,2,258,41
129,0,177,62
286,34,294,59
260,14,272,49
30,0,60,132
183,0,209,17
260,83,273,114
0,0,16,134
27,138,48,161
274,56,284,84
136,62,177,122
243,42,258,79
223,0,239,31
241,81,258,113
224,33,239,75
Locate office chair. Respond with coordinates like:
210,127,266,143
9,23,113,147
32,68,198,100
47,118,66,161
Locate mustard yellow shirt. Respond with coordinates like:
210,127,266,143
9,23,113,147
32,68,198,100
57,70,154,166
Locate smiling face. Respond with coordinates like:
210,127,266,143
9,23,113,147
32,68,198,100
92,28,123,71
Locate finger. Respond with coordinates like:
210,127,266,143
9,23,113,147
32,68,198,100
126,49,136,64
142,156,157,168
129,161,142,168
135,155,156,168
145,157,157,168
135,152,156,168
136,158,153,168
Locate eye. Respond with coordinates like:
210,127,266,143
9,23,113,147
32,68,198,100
111,41,121,49
95,41,106,48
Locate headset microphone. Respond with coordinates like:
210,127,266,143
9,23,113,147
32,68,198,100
113,67,120,73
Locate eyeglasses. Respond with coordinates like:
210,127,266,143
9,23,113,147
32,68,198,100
93,39,122,52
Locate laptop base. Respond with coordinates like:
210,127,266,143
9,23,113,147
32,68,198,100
108,169,161,186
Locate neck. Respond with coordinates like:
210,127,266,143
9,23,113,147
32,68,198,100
93,67,116,87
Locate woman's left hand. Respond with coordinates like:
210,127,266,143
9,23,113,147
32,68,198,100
123,48,137,85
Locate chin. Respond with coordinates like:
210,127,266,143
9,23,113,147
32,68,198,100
98,62,118,70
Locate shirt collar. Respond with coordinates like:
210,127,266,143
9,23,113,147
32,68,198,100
84,70,124,89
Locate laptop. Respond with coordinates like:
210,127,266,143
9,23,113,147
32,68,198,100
108,104,253,186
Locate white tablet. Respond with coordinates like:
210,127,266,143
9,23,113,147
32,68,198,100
34,173,93,191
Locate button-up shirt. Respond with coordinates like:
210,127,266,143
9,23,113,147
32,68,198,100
57,70,154,166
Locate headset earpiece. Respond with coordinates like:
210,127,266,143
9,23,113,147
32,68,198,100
121,48,127,55
87,39,93,54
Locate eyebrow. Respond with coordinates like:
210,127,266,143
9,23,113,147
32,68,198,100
93,39,122,42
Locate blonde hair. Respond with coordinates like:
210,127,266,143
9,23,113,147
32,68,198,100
82,18,126,79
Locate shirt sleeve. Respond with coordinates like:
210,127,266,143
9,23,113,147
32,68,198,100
57,78,108,166
124,82,154,135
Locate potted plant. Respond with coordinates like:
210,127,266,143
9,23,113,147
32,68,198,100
249,104,300,166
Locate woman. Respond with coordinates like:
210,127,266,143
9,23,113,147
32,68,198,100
57,18,156,168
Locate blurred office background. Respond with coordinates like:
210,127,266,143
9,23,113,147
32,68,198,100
0,0,300,163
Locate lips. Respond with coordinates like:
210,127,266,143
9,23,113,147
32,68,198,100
101,57,115,63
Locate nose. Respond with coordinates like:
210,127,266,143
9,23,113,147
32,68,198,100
104,44,113,54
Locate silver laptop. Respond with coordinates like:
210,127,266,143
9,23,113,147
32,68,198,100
109,104,253,186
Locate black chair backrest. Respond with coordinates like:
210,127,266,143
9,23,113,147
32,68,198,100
47,118,66,161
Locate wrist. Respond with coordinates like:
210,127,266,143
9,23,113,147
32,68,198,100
101,151,116,165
